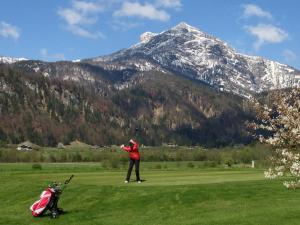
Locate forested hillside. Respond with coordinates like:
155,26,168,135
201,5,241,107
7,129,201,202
0,63,252,147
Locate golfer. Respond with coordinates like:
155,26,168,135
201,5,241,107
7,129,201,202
121,139,141,183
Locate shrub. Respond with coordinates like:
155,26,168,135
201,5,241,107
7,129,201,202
32,163,42,170
155,164,162,169
187,162,194,168
225,159,234,167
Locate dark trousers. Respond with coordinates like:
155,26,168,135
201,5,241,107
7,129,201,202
126,159,140,181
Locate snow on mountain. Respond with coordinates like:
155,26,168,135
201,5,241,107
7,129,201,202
140,32,158,43
3,22,299,98
0,56,28,64
12,60,97,83
88,22,300,97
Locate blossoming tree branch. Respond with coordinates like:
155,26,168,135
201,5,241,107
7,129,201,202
248,88,300,189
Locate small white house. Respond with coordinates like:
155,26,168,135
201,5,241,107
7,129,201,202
17,141,33,151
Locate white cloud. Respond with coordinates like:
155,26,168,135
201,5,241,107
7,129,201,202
72,0,104,13
40,48,65,61
114,1,170,22
156,0,182,9
245,24,288,50
58,8,96,25
57,1,105,38
242,4,272,19
0,21,20,40
67,25,104,38
283,49,296,62
111,20,142,32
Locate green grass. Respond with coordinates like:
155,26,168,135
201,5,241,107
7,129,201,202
1,163,300,225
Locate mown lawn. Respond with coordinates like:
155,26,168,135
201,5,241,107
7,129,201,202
0,163,299,225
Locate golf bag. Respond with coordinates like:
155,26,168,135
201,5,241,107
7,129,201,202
30,175,74,218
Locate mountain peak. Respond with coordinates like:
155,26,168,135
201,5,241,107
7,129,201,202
86,22,300,97
173,22,192,29
172,22,200,32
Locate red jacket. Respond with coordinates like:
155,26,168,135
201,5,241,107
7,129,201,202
122,140,140,160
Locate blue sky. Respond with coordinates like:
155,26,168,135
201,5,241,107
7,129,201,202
0,0,299,69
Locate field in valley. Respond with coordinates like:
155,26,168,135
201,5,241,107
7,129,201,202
1,163,300,225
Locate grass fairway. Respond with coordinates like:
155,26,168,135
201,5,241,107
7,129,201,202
1,163,300,225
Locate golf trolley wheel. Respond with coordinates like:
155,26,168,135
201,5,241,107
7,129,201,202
51,210,59,219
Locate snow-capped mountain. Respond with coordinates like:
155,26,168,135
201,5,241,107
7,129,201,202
3,22,299,146
2,22,299,98
0,56,28,64
87,22,300,97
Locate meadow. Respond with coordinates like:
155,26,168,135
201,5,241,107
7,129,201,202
1,162,300,225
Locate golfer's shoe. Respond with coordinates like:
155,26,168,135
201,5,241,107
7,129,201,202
124,180,129,183
137,180,142,184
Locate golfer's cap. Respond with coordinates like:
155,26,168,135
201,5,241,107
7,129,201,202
129,139,135,144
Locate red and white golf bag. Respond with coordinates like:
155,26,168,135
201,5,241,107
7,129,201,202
30,175,74,218
30,187,56,216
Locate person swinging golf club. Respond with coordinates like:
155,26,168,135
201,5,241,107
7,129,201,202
121,139,141,183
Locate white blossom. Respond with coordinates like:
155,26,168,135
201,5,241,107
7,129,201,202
249,88,300,189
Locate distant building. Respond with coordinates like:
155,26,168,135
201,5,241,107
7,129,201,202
17,141,33,151
162,143,178,148
90,145,100,150
57,142,65,149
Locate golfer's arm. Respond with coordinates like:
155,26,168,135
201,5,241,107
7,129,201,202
122,146,131,152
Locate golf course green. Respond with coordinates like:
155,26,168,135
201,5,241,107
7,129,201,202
1,163,300,225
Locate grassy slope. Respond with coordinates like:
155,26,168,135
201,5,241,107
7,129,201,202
1,163,300,225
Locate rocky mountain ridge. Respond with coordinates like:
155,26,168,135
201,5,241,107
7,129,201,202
87,22,300,97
